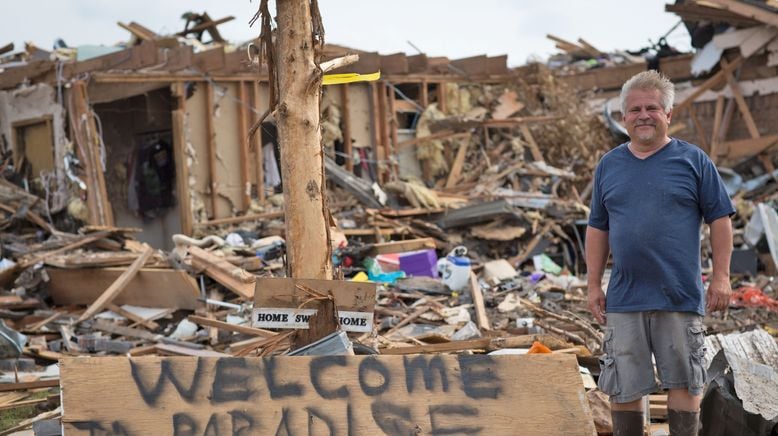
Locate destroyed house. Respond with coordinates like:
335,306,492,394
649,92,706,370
0,15,517,250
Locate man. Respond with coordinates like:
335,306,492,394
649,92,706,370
586,70,734,436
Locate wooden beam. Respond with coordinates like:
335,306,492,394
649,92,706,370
171,82,193,236
721,58,761,139
710,95,725,164
688,104,710,154
704,0,778,27
721,134,778,159
340,84,353,172
420,80,429,107
76,244,154,323
106,303,159,331
187,315,275,338
437,82,447,113
0,379,59,393
368,237,436,255
117,21,158,41
445,137,471,188
69,81,114,226
369,82,382,179
177,16,235,37
193,210,284,228
519,124,544,162
205,81,218,219
252,81,265,204
387,83,399,180
377,81,390,183
675,56,744,112
381,334,572,355
188,246,255,300
238,82,251,211
469,272,491,331
396,130,471,149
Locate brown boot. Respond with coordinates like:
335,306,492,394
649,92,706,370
611,410,644,436
668,409,699,436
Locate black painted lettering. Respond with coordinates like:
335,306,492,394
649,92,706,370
257,313,288,323
310,356,350,399
404,355,449,393
458,355,501,399
273,407,293,436
112,421,132,435
264,357,304,398
131,358,204,406
370,401,416,435
71,421,107,436
212,358,253,403
172,413,199,436
299,314,311,323
347,402,356,436
429,404,483,435
358,357,391,396
307,407,337,435
229,410,255,436
204,413,221,436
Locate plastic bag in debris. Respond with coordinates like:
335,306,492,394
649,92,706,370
0,320,27,358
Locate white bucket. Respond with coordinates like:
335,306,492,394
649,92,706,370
437,246,471,292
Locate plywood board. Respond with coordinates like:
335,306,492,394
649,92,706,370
212,82,244,217
47,268,201,310
60,354,596,435
252,277,376,332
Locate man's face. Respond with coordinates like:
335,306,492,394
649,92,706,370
623,88,672,146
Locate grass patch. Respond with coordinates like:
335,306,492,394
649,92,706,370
0,389,57,432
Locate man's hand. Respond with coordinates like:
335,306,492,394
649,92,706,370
707,275,732,313
588,286,607,325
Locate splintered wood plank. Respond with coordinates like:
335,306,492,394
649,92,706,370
76,245,155,323
60,354,596,435
238,81,251,211
47,268,201,310
469,272,491,331
445,137,471,189
721,134,778,159
188,246,255,300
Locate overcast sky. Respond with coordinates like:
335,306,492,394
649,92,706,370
1,1,691,67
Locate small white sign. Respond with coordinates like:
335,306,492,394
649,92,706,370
252,308,374,332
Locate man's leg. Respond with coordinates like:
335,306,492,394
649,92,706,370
601,313,656,436
652,312,706,436
610,398,644,436
667,389,701,436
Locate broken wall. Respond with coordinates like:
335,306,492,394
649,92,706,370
0,83,69,212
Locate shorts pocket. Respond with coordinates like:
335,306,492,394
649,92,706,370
686,324,705,350
598,328,619,394
686,323,707,390
598,356,620,395
688,350,706,389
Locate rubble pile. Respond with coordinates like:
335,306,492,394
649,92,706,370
0,1,777,434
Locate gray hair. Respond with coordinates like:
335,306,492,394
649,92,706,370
619,70,675,114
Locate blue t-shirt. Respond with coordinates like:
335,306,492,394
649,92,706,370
588,138,735,315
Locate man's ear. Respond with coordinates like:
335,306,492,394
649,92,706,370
666,109,673,123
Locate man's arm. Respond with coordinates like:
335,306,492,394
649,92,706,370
586,226,610,324
707,216,733,312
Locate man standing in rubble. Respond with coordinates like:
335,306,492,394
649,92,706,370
585,70,734,436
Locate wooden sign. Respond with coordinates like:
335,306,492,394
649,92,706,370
60,354,596,435
252,278,376,333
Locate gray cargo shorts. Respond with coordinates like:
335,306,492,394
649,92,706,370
598,311,707,404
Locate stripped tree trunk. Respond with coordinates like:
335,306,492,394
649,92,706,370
275,0,332,281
